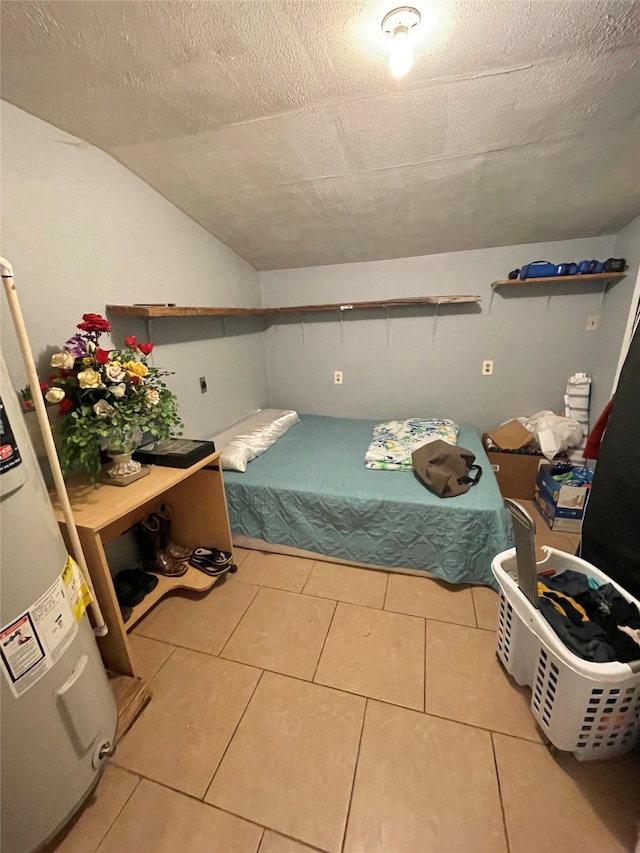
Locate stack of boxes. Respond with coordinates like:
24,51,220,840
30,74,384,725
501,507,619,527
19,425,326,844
483,420,588,532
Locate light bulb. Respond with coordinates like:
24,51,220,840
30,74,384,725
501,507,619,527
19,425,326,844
389,25,413,78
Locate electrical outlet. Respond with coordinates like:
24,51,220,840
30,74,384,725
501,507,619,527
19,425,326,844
586,315,599,331
334,370,343,385
199,376,208,393
482,360,494,376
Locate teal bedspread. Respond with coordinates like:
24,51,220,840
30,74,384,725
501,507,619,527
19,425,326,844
223,415,512,587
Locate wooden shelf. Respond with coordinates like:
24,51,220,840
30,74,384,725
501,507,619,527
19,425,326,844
51,451,234,679
125,563,221,631
107,295,481,319
109,305,268,317
273,295,481,312
491,273,626,289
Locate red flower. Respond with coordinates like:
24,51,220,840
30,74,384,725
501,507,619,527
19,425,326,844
95,348,110,364
124,335,137,348
130,375,139,384
58,398,73,417
138,342,154,356
39,381,49,394
77,313,111,334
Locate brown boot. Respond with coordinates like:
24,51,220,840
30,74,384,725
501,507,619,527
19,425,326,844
154,504,192,561
136,514,187,577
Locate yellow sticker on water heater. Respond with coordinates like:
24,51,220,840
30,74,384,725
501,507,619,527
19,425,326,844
61,556,92,622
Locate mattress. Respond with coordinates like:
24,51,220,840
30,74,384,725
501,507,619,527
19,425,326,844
222,415,513,587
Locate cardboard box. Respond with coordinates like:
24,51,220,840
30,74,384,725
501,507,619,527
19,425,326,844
486,419,534,451
483,436,542,500
534,464,588,533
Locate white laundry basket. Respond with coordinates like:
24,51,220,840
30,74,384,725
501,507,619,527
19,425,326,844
492,546,640,760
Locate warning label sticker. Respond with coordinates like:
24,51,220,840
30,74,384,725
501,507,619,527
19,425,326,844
0,574,78,698
0,396,22,476
61,555,92,622
0,613,45,682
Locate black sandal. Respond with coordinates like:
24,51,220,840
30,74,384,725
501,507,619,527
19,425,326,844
192,562,235,577
189,548,233,575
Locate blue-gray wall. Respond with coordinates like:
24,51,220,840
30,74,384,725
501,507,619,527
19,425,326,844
1,103,268,441
260,235,621,433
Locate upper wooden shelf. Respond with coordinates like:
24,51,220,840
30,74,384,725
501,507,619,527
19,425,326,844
491,272,626,289
106,295,481,319
108,305,264,318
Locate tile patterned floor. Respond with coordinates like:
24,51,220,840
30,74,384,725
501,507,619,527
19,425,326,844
115,648,260,797
206,672,365,853
221,587,336,680
314,602,425,711
54,525,640,853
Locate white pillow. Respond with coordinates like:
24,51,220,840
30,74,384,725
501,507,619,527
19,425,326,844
213,409,300,472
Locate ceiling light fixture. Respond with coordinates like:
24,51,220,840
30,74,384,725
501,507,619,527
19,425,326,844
382,6,421,78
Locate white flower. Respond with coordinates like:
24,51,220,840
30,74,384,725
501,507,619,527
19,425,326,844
50,351,75,370
87,341,96,352
93,400,114,419
110,383,126,399
105,362,126,383
145,389,160,406
45,387,65,404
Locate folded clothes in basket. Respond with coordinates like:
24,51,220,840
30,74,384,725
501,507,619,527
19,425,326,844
538,569,640,663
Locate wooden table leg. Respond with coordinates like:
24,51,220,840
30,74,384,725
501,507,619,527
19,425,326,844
73,529,136,677
165,467,233,553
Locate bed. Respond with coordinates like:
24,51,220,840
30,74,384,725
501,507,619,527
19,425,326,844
221,414,513,587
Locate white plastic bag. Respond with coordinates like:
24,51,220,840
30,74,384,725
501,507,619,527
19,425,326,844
519,410,583,461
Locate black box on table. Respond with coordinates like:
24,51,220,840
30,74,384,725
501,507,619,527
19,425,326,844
133,438,216,469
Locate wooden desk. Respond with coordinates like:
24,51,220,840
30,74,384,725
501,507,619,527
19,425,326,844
50,451,232,677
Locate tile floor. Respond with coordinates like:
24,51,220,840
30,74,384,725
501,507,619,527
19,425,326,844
53,503,640,853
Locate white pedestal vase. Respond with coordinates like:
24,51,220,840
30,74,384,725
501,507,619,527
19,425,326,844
100,425,152,486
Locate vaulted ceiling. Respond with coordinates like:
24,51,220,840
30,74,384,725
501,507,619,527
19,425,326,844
2,0,639,269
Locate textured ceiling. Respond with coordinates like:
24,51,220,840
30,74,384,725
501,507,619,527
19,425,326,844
2,0,640,269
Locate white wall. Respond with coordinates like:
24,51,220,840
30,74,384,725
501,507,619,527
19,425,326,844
590,215,640,421
260,235,620,432
1,102,267,438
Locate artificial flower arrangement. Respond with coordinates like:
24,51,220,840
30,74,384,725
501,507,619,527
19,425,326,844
22,313,182,481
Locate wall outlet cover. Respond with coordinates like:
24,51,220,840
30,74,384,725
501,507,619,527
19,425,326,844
482,360,494,376
334,370,343,385
199,376,208,393
586,315,599,331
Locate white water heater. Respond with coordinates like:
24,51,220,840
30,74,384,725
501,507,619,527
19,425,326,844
0,354,117,853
